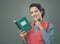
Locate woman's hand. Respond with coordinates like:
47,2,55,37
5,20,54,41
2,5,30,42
19,30,28,44
35,20,43,30
19,30,27,41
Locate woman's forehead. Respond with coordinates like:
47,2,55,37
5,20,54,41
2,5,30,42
30,6,39,11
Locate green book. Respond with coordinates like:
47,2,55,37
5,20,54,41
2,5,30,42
13,17,32,32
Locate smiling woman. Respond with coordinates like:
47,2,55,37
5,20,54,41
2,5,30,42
19,3,54,44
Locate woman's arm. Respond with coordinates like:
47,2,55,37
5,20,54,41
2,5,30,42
41,23,54,44
22,38,28,44
19,30,28,44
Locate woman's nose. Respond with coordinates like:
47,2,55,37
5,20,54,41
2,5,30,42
32,12,36,16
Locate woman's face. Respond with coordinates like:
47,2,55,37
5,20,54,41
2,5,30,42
29,6,42,21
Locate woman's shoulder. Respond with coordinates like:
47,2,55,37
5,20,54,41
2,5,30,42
42,20,54,29
43,20,54,26
45,21,54,28
44,21,54,31
48,22,54,29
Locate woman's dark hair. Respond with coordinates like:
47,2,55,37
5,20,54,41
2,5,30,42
29,3,45,18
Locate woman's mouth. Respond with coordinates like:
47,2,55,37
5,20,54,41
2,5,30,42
34,15,37,19
33,15,40,21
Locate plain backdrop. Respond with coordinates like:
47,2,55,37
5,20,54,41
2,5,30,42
0,0,60,44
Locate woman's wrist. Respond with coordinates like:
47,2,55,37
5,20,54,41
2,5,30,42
39,26,43,30
22,38,27,44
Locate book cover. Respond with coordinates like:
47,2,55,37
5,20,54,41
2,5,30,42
13,17,32,32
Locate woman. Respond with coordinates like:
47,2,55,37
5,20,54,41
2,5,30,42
19,3,54,44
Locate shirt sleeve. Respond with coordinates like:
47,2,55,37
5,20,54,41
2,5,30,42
41,23,54,44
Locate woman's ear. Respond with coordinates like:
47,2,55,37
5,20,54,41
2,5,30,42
41,11,43,15
40,11,43,21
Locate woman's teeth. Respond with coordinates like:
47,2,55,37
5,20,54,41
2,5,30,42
34,15,37,18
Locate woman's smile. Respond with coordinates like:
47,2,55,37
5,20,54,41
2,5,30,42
33,15,39,20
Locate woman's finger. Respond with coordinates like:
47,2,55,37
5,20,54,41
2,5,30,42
19,30,25,33
19,30,22,32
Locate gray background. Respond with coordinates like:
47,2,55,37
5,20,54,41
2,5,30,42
0,0,60,44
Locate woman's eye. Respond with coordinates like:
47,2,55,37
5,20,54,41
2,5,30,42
30,12,33,14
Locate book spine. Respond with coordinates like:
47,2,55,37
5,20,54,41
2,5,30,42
13,20,21,29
